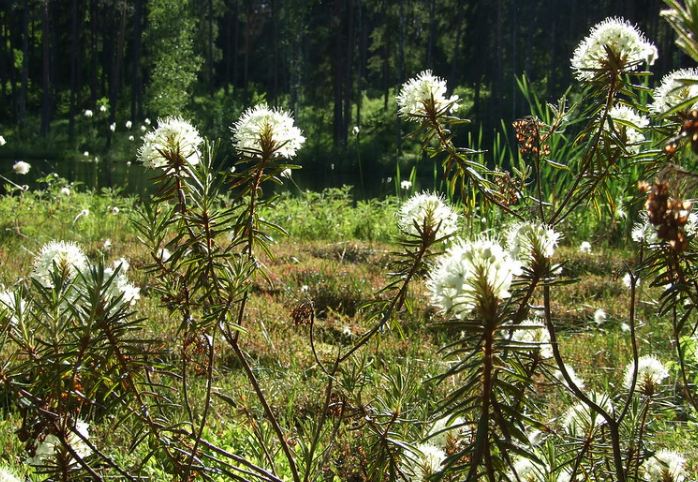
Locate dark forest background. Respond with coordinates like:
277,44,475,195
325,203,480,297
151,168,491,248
0,0,690,187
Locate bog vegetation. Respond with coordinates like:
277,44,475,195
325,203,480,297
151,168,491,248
3,2,698,482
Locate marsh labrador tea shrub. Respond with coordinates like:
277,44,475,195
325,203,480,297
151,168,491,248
2,5,698,482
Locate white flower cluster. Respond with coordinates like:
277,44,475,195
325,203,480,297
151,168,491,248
563,391,613,437
231,104,305,159
651,68,698,114
604,105,649,154
506,222,560,267
632,215,658,244
0,286,24,326
104,258,141,306
0,467,21,482
428,238,522,318
400,443,446,481
13,161,31,175
138,117,203,170
397,70,460,121
510,318,553,359
642,449,687,482
571,17,657,81
27,419,92,467
32,241,89,288
397,192,460,239
623,355,669,393
554,364,586,391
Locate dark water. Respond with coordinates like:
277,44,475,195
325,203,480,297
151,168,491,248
1,156,439,199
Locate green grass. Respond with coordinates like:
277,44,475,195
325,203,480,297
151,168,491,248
0,182,696,479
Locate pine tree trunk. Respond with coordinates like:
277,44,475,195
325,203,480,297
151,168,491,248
69,0,79,142
18,0,29,129
40,0,51,137
131,0,144,120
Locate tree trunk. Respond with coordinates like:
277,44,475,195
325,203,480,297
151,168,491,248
40,0,51,137
69,0,79,142
426,0,435,68
131,0,144,120
107,3,127,149
18,0,29,129
343,0,354,146
90,0,98,107
332,0,344,146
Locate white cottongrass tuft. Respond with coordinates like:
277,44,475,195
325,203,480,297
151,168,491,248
397,70,460,121
510,318,553,359
642,449,687,482
428,238,522,319
579,241,592,254
231,104,305,159
427,415,466,448
506,222,560,266
32,241,88,287
624,355,669,394
397,192,459,239
563,392,613,437
605,105,649,154
26,419,92,467
12,161,30,175
400,443,446,481
594,308,607,325
0,467,22,482
138,117,203,170
651,68,698,114
571,17,657,81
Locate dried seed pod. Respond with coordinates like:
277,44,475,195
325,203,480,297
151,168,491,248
644,180,692,252
513,117,551,157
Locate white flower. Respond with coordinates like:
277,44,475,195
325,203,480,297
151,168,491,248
83,151,89,157
140,125,146,132
102,239,112,251
397,192,459,239
352,125,360,136
642,450,687,482
99,104,107,112
231,104,305,159
0,136,6,146
73,208,90,224
506,222,560,266
563,392,613,437
400,180,412,190
622,272,638,288
0,467,22,482
0,287,24,326
594,308,607,325
624,355,669,394
632,216,658,244
104,258,140,306
109,122,116,132
427,415,466,448
125,120,132,129
280,168,292,179
159,248,172,263
400,443,446,481
84,109,93,118
686,212,698,237
579,241,592,254
621,322,631,332
32,241,88,287
428,238,522,318
12,161,30,175
604,105,649,154
397,70,460,121
510,318,553,359
59,187,71,196
27,420,92,467
138,117,202,170
144,117,151,125
109,206,120,215
651,68,698,114
128,135,134,141
571,17,657,81
554,364,586,391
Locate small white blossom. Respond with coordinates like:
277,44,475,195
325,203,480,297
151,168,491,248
140,125,146,132
280,168,292,179
571,17,657,81
506,222,560,267
686,212,698,237
12,161,31,175
624,355,669,394
563,392,613,437
397,192,459,239
397,70,460,121
594,308,607,325
83,151,90,157
651,68,698,114
102,239,112,251
125,120,132,129
144,118,151,125
632,215,658,244
109,206,120,215
642,450,687,482
400,180,412,190
0,136,6,146
103,258,140,306
554,364,586,391
73,208,90,224
579,241,592,254
231,104,305,159
604,105,649,154
84,109,93,118
352,125,360,136
428,238,522,318
621,322,631,332
400,443,446,481
138,117,202,170
510,318,553,359
32,241,88,287
128,135,134,141
99,104,107,112
60,187,71,196
109,123,116,132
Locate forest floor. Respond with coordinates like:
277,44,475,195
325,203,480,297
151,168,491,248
0,185,696,479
